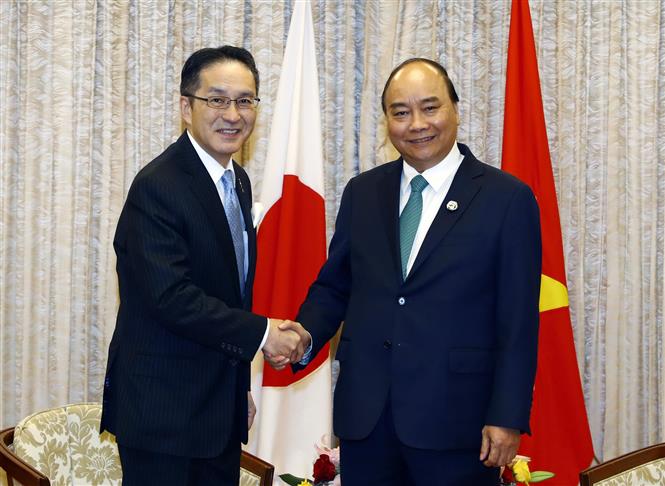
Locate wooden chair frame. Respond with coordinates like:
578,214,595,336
1,426,273,486
0,428,49,486
241,449,275,486
580,442,665,486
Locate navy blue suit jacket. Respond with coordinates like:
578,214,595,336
100,132,267,458
297,144,541,451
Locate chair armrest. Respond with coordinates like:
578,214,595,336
580,443,665,486
0,428,50,486
241,450,274,486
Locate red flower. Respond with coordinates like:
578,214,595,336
313,454,337,483
502,466,515,482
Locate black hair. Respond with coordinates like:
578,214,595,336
180,46,260,96
381,58,459,113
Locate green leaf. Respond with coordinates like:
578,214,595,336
278,473,307,486
529,471,555,482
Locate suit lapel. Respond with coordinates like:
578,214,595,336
408,151,484,280
176,133,242,300
378,160,404,285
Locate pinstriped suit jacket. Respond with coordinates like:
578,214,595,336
100,132,267,458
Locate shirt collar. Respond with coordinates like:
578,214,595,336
187,130,235,185
401,142,462,192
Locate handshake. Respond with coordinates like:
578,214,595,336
262,318,311,371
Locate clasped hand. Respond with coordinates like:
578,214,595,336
262,319,311,370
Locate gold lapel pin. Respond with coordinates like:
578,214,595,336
446,200,458,211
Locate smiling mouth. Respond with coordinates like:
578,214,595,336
408,135,435,144
217,128,241,136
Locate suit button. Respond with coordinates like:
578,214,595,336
383,340,392,349
398,297,406,305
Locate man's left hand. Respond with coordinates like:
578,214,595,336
248,392,256,430
479,425,520,467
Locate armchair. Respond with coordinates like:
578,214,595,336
0,403,273,486
579,442,665,486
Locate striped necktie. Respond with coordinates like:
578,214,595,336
220,170,246,295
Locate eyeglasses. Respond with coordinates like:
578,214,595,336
184,94,260,110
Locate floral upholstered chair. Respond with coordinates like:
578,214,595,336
11,403,121,485
579,442,665,486
0,403,273,486
240,451,274,486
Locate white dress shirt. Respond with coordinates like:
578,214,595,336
399,142,464,277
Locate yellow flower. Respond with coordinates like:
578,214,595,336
297,481,312,486
512,458,532,484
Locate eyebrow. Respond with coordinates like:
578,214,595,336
207,87,256,97
388,101,407,110
388,96,441,110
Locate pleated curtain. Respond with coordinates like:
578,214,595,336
1,0,664,462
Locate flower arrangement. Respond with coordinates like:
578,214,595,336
500,455,554,485
279,443,553,486
279,440,340,486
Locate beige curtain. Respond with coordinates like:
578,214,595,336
1,0,664,465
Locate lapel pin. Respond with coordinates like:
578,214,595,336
446,200,458,211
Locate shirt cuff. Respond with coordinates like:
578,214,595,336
298,332,314,365
259,318,269,351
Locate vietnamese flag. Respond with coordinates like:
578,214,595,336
246,0,332,479
501,0,594,484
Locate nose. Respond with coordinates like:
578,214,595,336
409,110,428,131
221,102,241,122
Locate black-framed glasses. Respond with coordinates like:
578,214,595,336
184,94,260,110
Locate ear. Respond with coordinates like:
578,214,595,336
453,103,460,126
180,96,192,127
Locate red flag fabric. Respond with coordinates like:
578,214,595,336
501,0,594,484
246,0,332,478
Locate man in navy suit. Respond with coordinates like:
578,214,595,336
284,58,542,485
101,46,307,486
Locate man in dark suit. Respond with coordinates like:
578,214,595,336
284,58,542,485
101,46,306,486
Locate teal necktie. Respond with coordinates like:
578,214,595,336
400,175,428,280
